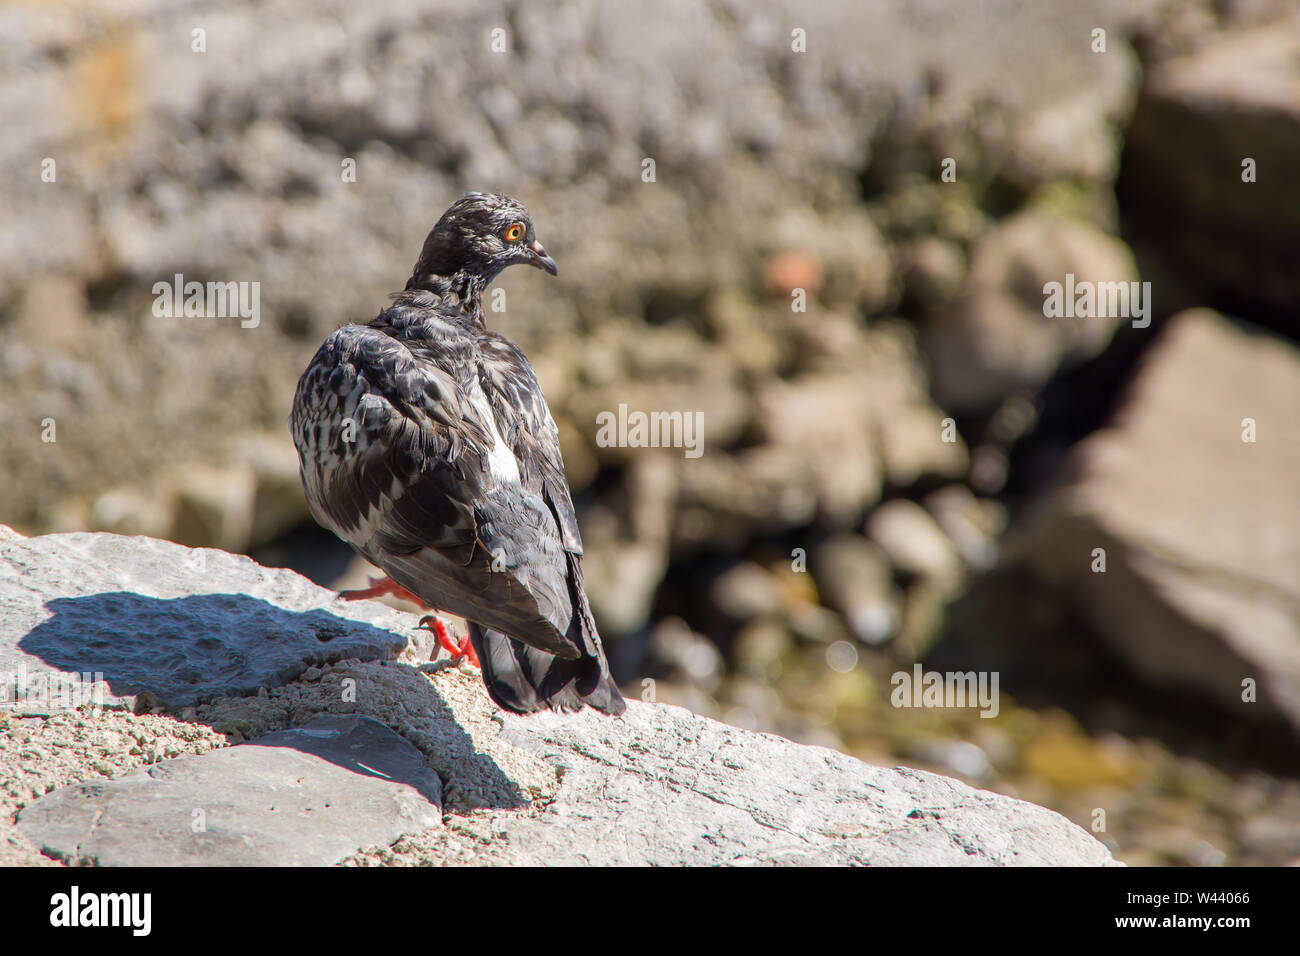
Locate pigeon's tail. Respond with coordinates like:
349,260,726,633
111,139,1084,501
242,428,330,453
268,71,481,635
468,621,626,715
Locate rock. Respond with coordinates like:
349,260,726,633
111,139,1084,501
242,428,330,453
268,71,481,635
2,530,1115,866
924,484,1005,571
1011,310,1300,735
666,315,968,553
232,431,312,546
787,602,854,646
1121,11,1300,317
925,209,1139,415
866,499,963,585
0,532,421,711
0,0,1142,549
900,236,967,312
905,738,994,784
650,617,723,692
578,371,751,467
10,276,89,354
969,444,1011,496
580,456,676,637
763,208,894,313
876,400,970,489
894,578,957,659
1238,811,1300,859
89,485,173,540
812,534,899,644
711,562,785,622
168,463,258,552
720,677,787,732
17,716,443,866
753,373,884,526
477,703,1115,866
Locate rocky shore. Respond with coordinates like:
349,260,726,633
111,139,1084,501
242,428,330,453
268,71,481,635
2,0,1298,865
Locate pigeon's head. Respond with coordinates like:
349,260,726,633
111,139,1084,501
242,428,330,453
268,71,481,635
410,193,557,287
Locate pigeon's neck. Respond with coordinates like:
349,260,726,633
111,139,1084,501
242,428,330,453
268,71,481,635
405,269,493,326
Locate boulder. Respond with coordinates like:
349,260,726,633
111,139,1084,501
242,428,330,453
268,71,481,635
925,209,1140,415
1011,310,1300,733
813,533,898,644
1121,11,1300,318
463,702,1116,866
17,715,443,866
0,531,427,711
0,0,1140,550
0,528,1115,866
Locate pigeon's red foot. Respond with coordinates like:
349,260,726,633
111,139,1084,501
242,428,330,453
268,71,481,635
338,575,478,666
338,574,425,606
420,615,480,668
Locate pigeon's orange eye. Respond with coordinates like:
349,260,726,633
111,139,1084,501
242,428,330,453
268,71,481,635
504,223,525,242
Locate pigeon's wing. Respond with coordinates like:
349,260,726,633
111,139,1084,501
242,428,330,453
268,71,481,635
476,333,584,551
469,332,624,714
289,314,582,661
476,333,610,656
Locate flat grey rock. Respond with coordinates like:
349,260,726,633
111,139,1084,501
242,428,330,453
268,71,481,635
16,716,442,866
4,530,1115,866
0,532,421,710
491,702,1115,866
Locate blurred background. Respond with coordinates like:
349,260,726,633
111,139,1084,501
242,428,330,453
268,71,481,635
2,0,1298,865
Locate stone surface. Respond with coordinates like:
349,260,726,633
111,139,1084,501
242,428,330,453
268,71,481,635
813,534,898,644
1,530,1115,866
1121,11,1300,317
0,706,230,867
924,209,1140,415
400,702,1117,866
1013,310,1300,732
924,485,1004,572
711,562,785,622
0,0,1139,616
0,531,429,711
0,0,1169,654
16,715,443,866
867,499,962,585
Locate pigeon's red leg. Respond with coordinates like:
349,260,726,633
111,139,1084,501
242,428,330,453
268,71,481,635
419,615,480,667
338,574,426,606
340,575,475,666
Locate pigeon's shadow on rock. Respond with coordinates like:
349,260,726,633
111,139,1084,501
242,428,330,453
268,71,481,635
20,591,526,810
21,592,394,704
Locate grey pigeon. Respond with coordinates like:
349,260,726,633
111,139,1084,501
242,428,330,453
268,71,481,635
289,193,625,715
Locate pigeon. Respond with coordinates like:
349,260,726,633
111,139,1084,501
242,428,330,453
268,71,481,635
288,193,626,715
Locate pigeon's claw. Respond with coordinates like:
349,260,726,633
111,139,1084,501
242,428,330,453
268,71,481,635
420,615,480,667
339,575,478,666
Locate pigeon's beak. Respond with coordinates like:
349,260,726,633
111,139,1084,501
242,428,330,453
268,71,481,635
527,239,558,276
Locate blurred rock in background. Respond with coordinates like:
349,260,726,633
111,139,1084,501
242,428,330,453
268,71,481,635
2,0,1298,865
1011,310,1300,735
1120,9,1300,322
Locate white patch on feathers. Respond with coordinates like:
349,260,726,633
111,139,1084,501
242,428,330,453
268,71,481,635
468,386,521,486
